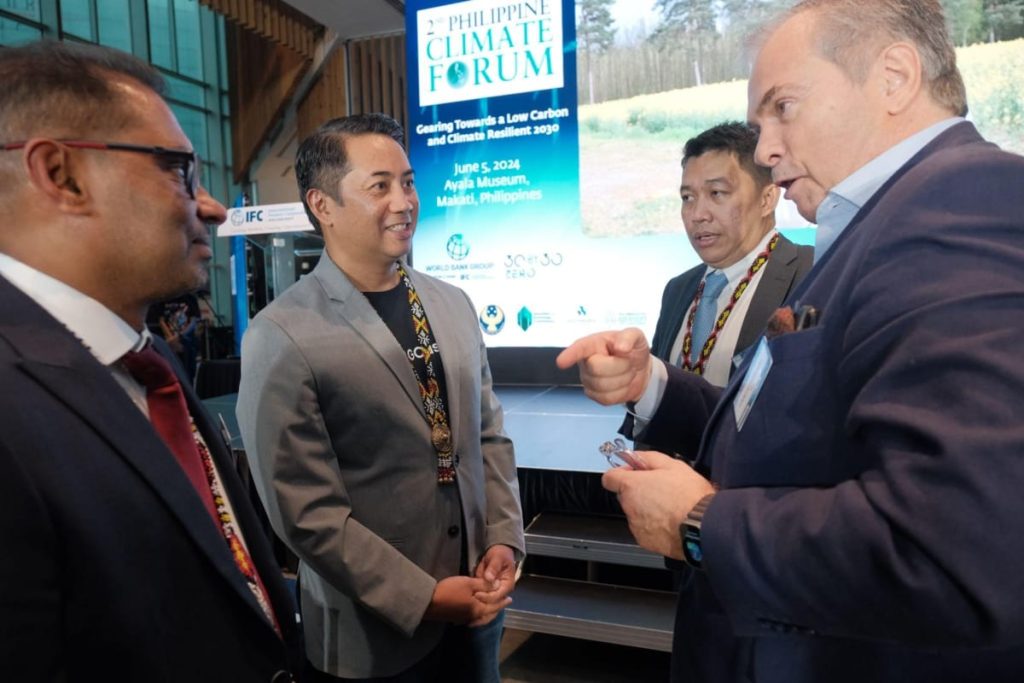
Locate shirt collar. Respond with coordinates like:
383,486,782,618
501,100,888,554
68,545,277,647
0,252,147,365
814,117,964,258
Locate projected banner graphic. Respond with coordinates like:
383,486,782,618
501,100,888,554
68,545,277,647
407,0,583,347
406,0,697,347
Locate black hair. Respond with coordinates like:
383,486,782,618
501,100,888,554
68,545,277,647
294,113,406,234
682,121,772,187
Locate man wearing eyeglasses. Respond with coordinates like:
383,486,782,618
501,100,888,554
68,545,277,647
0,41,302,681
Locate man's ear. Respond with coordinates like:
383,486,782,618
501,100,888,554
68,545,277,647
305,187,336,231
760,181,780,218
878,41,923,116
22,139,91,214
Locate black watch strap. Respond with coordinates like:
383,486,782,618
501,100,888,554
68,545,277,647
682,493,715,570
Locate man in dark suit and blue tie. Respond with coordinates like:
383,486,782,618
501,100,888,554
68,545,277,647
0,41,302,681
649,122,813,390
558,0,1024,681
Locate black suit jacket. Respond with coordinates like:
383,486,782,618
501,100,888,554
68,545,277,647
650,233,813,371
642,122,1024,682
0,277,302,682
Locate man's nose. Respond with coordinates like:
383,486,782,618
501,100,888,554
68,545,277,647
754,125,782,169
688,196,713,223
391,187,417,213
196,186,228,225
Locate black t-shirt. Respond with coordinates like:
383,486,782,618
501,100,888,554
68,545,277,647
363,283,451,419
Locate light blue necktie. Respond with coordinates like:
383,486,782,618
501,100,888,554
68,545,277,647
688,270,728,366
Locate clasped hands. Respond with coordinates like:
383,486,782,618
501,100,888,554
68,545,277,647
424,544,516,627
556,328,715,561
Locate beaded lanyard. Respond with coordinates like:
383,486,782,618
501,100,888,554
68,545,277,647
682,233,779,376
395,263,456,484
193,426,281,635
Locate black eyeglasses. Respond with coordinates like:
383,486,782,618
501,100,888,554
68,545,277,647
1,140,201,199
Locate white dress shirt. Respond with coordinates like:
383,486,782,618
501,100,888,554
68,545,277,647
667,230,777,388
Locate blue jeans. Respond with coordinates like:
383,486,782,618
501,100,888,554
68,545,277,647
306,610,505,683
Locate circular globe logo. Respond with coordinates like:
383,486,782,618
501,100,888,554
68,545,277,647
446,233,470,261
447,61,469,89
230,209,245,226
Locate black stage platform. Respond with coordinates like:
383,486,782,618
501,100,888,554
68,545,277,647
204,386,627,522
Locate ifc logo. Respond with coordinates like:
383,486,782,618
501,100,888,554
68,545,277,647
479,305,505,335
446,233,470,261
229,209,245,226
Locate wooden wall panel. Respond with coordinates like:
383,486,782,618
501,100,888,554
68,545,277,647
345,35,408,140
227,22,310,181
199,0,319,59
206,0,409,176
296,47,349,145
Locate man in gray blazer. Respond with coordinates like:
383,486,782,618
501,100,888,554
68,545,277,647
237,114,525,682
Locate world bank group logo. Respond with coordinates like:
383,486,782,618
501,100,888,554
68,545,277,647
229,208,246,226
479,304,505,335
446,233,471,261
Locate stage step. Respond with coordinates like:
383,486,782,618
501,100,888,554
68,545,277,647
524,512,665,569
505,574,675,652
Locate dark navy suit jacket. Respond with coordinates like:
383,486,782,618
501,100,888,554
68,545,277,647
0,277,303,682
640,122,1024,682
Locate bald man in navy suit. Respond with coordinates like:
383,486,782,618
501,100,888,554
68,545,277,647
559,1,1024,681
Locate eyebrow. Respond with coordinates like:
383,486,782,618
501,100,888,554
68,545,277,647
681,176,733,191
754,85,781,117
366,168,415,179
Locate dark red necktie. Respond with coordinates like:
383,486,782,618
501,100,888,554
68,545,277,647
121,347,220,524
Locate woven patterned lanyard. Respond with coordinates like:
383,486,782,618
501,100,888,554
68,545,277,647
192,425,281,636
396,263,456,484
682,233,779,376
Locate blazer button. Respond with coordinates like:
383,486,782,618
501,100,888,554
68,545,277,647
269,671,293,683
447,525,460,538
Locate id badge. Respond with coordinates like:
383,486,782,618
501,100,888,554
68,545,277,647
733,337,773,431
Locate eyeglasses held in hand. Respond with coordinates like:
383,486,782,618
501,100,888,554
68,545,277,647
1,140,200,199
598,438,647,470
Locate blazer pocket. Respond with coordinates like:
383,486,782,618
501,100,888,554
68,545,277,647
729,325,839,484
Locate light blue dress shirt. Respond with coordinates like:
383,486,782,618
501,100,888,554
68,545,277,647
814,117,965,260
632,117,969,432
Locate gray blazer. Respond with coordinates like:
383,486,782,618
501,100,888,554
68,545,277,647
237,255,524,678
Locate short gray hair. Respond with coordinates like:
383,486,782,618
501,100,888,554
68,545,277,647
758,0,967,116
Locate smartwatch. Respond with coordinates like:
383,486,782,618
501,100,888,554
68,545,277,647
682,493,715,570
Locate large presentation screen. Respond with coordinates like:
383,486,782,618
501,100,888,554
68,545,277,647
404,0,807,348
405,2,1024,349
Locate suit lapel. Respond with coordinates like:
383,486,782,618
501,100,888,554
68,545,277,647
697,123,987,471
659,270,703,362
312,256,426,419
172,343,295,635
3,289,278,632
737,237,799,352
